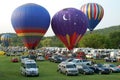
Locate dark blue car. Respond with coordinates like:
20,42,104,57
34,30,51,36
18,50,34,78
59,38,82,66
89,63,110,74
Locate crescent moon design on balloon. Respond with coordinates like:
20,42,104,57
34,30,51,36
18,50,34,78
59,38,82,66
63,14,68,21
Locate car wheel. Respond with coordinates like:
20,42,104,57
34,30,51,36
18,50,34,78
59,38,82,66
57,69,62,73
25,73,28,77
83,72,86,75
87,63,90,65
57,69,59,72
59,70,62,73
20,70,22,74
75,73,78,76
65,72,69,76
110,69,113,73
36,74,39,77
99,71,102,75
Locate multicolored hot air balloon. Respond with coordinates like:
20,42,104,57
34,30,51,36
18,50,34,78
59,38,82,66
81,3,104,31
11,3,50,49
51,8,88,50
1,34,11,47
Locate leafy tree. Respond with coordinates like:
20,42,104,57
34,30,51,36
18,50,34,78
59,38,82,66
39,36,64,47
40,38,52,47
50,36,64,47
78,33,110,48
109,31,120,48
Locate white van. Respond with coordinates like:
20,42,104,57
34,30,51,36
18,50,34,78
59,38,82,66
20,59,39,77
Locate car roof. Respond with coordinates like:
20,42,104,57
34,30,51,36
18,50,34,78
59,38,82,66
59,62,75,66
23,59,36,64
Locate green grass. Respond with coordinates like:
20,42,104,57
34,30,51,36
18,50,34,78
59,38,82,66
0,55,120,80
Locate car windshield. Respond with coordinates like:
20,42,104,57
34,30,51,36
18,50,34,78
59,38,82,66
83,65,89,69
65,58,74,62
21,56,28,59
72,59,78,63
96,64,103,67
26,63,37,68
66,64,76,68
110,64,116,67
83,60,88,62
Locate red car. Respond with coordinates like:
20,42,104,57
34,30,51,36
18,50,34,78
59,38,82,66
117,65,120,68
11,57,19,62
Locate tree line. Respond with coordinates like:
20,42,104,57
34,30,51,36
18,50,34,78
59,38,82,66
0,25,120,49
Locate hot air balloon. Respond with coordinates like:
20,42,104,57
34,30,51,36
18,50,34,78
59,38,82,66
81,3,104,31
51,8,88,50
11,3,50,49
1,34,11,47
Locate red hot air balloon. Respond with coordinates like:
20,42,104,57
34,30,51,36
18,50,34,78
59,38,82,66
81,3,104,32
51,8,88,50
11,3,50,49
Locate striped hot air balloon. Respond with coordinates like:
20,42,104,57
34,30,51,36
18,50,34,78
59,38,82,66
51,8,88,50
11,3,50,49
81,3,104,31
1,34,11,47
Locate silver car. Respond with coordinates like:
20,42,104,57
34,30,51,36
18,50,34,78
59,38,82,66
57,62,79,76
69,59,92,66
103,64,120,73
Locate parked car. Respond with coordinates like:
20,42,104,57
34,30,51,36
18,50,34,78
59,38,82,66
20,56,29,62
15,52,22,56
77,64,94,75
86,54,93,59
104,57,117,62
11,57,19,62
49,55,66,63
61,58,75,63
20,59,39,77
36,55,45,61
57,62,79,76
103,64,120,73
6,52,11,56
117,65,120,68
0,51,5,55
69,59,92,65
89,63,111,74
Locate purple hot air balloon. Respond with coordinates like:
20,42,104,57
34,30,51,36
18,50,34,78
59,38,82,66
51,8,89,50
11,3,50,49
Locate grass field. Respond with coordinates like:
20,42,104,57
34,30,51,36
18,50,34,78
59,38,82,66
0,55,120,80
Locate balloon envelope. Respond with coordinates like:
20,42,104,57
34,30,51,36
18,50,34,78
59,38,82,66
11,3,50,49
51,8,88,50
81,3,104,31
1,34,11,47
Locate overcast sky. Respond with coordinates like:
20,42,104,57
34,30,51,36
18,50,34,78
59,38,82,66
0,0,120,36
